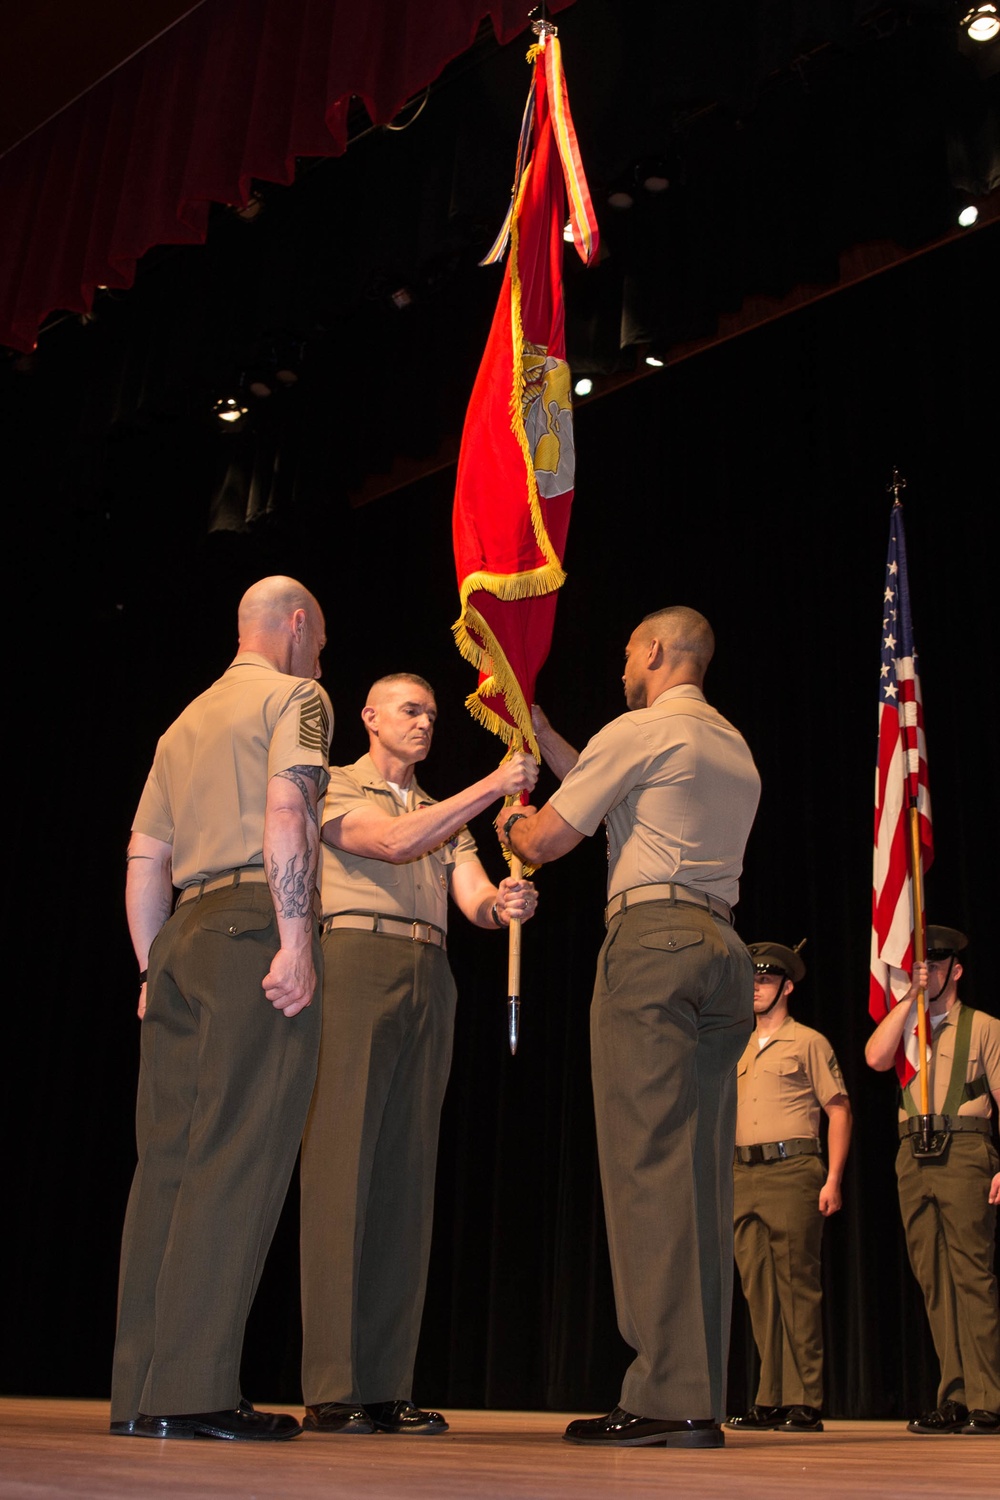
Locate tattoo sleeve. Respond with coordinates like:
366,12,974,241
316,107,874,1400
273,764,325,829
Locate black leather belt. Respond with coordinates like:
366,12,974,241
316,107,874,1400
735,1137,822,1165
604,882,733,927
322,912,446,949
898,1115,991,1141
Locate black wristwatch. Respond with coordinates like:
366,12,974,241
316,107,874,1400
503,812,527,842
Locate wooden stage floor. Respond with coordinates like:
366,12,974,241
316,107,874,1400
0,1400,996,1500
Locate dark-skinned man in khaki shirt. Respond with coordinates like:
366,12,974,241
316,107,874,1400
497,606,760,1451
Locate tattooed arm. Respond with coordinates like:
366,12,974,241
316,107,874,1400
262,763,325,1017
125,831,173,1019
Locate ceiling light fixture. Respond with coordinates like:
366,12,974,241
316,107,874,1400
573,377,593,396
213,395,248,424
962,5,1000,41
957,203,980,226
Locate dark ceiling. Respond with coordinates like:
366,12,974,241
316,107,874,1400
3,0,998,508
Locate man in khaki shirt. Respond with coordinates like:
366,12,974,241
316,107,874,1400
299,673,538,1436
726,941,851,1434
113,577,332,1442
866,925,1000,1435
497,607,760,1449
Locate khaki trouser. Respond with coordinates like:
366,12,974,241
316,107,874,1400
299,930,456,1405
733,1154,826,1408
896,1132,1000,1412
111,883,322,1420
590,902,753,1422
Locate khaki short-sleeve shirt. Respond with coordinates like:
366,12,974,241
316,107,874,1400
548,684,760,905
133,653,333,889
735,1018,848,1145
898,1002,1000,1121
320,753,479,929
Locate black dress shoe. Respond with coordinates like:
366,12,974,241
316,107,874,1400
724,1405,788,1431
961,1409,1000,1435
777,1405,824,1432
363,1400,449,1434
906,1400,969,1435
563,1406,723,1448
132,1407,302,1440
110,1397,255,1437
304,1402,375,1434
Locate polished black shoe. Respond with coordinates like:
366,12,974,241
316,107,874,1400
363,1400,449,1434
961,1409,1000,1435
777,1405,824,1432
132,1407,302,1440
304,1402,375,1434
906,1400,969,1435
564,1406,723,1448
724,1404,788,1431
110,1397,255,1437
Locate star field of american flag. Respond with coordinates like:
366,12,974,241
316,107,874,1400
869,500,933,1084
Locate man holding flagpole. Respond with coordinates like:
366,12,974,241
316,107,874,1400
497,606,760,1448
865,927,1000,1435
299,673,538,1436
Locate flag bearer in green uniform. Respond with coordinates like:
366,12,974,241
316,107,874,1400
865,925,1000,1436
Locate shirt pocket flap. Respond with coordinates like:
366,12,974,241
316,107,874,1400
637,927,704,954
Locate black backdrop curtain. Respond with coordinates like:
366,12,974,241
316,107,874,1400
4,222,998,1416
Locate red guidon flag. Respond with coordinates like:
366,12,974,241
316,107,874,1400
452,30,597,757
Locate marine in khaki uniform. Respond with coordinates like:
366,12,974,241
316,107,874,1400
498,606,761,1449
725,942,851,1434
299,673,538,1436
866,925,1000,1436
112,576,332,1442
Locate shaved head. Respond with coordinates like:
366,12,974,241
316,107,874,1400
238,576,320,639
639,606,715,676
235,575,325,679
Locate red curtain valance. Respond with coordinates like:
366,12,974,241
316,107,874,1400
0,0,575,352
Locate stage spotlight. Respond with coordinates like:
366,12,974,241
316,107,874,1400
644,351,666,368
957,203,980,226
962,5,999,41
213,395,248,425
573,377,593,396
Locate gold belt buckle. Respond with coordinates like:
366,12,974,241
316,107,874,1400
411,921,433,944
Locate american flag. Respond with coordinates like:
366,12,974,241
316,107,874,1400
868,498,933,1084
